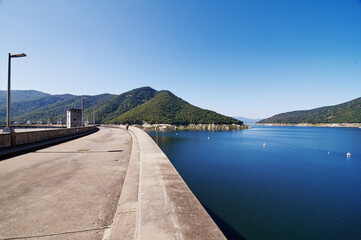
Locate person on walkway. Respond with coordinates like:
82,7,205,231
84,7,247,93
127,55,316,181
126,123,129,130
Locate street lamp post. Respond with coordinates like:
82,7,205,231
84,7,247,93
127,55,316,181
3,53,26,133
81,96,87,127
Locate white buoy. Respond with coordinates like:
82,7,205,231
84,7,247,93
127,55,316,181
347,152,351,157
328,151,330,154
207,137,210,140
263,143,266,147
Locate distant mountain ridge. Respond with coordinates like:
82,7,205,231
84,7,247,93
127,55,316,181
0,90,51,103
234,117,263,123
258,97,361,124
0,87,243,126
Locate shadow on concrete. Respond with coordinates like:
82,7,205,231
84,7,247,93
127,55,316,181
204,205,247,240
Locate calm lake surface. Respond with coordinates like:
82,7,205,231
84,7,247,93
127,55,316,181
148,126,361,240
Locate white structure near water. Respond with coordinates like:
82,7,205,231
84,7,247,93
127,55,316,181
66,108,82,128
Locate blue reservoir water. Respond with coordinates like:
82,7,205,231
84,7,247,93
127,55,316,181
149,126,361,240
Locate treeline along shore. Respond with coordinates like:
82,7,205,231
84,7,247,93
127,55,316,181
106,123,250,131
141,123,249,131
255,123,361,128
257,97,361,127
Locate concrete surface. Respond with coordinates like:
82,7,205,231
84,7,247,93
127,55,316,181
0,126,225,240
105,129,140,240
129,126,225,240
0,134,11,148
0,127,132,240
0,128,98,160
0,126,96,149
0,128,63,134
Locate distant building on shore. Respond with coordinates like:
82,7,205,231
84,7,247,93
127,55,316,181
67,109,82,128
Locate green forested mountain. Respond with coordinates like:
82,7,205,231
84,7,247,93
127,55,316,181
16,94,114,123
0,87,242,126
258,97,361,124
0,94,75,117
0,90,51,103
110,90,243,125
0,90,114,123
85,87,157,123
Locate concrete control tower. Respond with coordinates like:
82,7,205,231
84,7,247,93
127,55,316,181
66,109,82,128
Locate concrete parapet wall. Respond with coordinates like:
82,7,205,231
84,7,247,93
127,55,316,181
0,126,96,149
0,134,11,148
130,126,225,239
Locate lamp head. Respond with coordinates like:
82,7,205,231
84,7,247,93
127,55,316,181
11,53,26,58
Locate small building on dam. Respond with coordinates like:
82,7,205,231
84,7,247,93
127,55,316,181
66,108,82,128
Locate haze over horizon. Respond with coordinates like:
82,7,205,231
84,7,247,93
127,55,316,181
1,0,360,119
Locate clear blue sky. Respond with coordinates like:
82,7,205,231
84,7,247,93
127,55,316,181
0,0,360,118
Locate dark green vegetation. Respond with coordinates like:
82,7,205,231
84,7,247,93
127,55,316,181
0,89,115,124
258,97,361,124
87,87,157,123
0,90,50,103
0,87,243,126
111,90,242,125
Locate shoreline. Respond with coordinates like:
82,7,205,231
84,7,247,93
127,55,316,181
136,123,250,131
255,123,361,128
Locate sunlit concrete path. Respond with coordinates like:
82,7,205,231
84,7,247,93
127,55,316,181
0,126,225,240
128,126,225,240
0,127,132,240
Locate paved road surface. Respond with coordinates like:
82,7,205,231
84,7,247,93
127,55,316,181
0,127,131,240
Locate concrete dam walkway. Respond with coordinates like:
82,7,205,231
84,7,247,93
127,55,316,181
0,127,225,240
